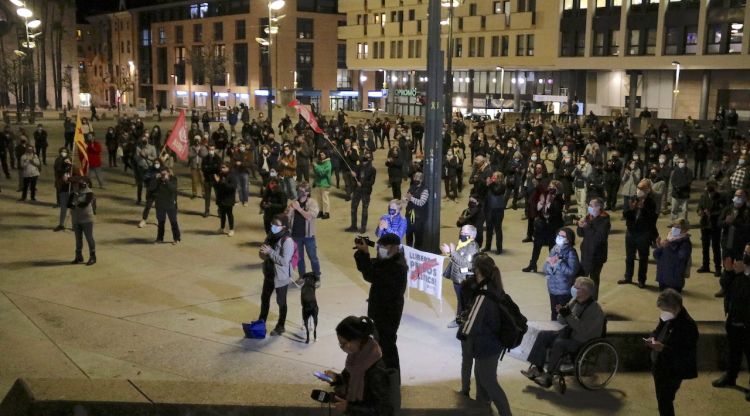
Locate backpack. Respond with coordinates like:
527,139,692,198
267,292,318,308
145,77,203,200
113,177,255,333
281,236,299,271
490,292,528,351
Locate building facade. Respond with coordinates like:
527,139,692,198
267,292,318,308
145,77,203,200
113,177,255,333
338,0,750,120
84,0,347,115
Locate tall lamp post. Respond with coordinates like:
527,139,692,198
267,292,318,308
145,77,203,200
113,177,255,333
441,0,461,124
671,61,680,119
12,1,41,122
257,0,285,127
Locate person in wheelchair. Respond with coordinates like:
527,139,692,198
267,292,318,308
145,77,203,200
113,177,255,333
522,276,605,388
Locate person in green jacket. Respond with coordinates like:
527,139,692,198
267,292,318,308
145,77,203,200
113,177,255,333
313,150,332,219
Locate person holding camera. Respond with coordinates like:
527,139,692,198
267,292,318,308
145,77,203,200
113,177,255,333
457,254,513,415
258,214,295,336
151,167,180,244
712,253,750,400
320,316,394,416
215,163,238,236
69,176,96,265
354,233,408,371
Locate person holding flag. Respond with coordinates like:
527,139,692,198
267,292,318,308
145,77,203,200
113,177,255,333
73,113,89,176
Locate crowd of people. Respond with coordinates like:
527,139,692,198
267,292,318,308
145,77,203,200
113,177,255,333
1,102,750,415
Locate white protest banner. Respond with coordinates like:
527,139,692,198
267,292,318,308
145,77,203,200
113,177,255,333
402,245,444,301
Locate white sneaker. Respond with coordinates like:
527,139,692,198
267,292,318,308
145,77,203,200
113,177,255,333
138,219,146,228
227,230,234,237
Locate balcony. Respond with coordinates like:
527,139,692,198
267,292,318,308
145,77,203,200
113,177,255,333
462,16,482,33
384,22,401,37
338,0,363,13
510,12,535,30
485,14,507,31
338,25,364,39
385,0,401,7
403,20,419,36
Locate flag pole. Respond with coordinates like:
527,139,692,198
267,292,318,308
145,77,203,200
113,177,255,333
69,110,78,177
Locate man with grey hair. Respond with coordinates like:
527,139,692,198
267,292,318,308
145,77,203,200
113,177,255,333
523,276,605,388
645,289,698,416
441,224,479,329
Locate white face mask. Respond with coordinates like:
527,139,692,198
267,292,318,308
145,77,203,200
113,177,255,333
636,189,646,198
670,227,681,238
659,157,666,163
733,196,745,207
377,246,390,259
555,236,567,247
660,311,676,321
678,162,686,168
270,224,283,234
531,156,538,162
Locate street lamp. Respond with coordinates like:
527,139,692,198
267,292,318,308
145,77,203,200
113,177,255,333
12,1,41,121
671,61,680,119
257,0,285,125
496,66,505,100
442,0,462,123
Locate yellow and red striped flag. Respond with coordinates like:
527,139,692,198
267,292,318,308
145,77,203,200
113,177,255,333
73,112,89,174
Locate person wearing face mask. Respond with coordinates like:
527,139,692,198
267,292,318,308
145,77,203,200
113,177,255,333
33,123,48,166
603,156,622,211
483,171,507,254
105,127,118,168
712,254,750,399
354,232,408,371
257,144,276,187
278,144,298,200
385,146,404,200
86,134,104,188
200,145,222,217
18,145,40,202
68,176,97,265
443,149,461,201
577,198,611,299
620,179,659,288
523,181,564,273
376,200,407,240
503,151,524,210
556,152,575,212
150,167,180,244
187,136,205,199
213,163,238,236
54,167,73,231
137,158,163,228
286,182,321,285
457,195,485,249
697,181,726,277
645,289,698,416
719,190,750,290
727,155,750,192
572,156,592,219
347,153,377,234
133,135,157,204
53,147,71,208
441,225,479,329
260,177,288,234
669,157,693,222
258,214,295,336
312,151,332,219
543,228,580,319
405,171,429,249
524,277,604,389
231,142,253,207
621,158,642,216
653,219,693,292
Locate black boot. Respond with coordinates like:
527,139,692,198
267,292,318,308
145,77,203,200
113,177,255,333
522,264,537,273
71,251,84,264
86,252,96,266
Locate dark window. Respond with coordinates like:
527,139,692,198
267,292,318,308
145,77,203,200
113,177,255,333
685,26,698,54
175,25,183,43
454,38,463,57
213,22,223,41
501,35,509,56
409,9,415,20
477,37,485,57
156,47,167,84
297,42,313,67
192,45,204,85
469,3,477,16
297,18,314,39
664,27,680,55
337,43,346,68
491,35,499,56
234,43,248,86
526,34,534,56
297,69,313,89
193,24,203,43
236,20,246,40
645,28,656,55
516,34,525,56
627,29,640,55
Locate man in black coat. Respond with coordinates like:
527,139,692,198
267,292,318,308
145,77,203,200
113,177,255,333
620,179,659,288
354,232,408,372
347,153,376,234
576,197,611,299
151,167,180,244
645,289,698,416
201,145,222,217
713,255,750,400
697,181,726,277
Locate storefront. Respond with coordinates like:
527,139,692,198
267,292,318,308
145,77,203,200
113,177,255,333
194,91,208,108
329,90,359,112
295,90,321,113
389,88,425,117
175,90,189,108
367,90,386,110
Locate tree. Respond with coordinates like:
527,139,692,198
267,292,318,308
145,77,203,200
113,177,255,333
187,42,226,119
1,53,35,122
103,71,134,116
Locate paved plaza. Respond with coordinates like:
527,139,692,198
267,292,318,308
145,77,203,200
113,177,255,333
0,121,746,415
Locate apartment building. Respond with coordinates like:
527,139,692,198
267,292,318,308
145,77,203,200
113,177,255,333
84,0,346,114
338,0,750,120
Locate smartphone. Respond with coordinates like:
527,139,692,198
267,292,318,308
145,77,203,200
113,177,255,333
642,337,653,344
314,371,334,383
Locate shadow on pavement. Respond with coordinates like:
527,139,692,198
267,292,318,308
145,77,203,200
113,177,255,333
0,259,73,270
0,223,53,231
101,237,155,245
522,384,626,412
186,229,222,236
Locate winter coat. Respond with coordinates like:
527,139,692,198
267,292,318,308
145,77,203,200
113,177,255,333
375,214,407,240
577,213,611,271
86,141,103,168
650,307,698,380
558,298,605,344
654,236,692,290
543,244,580,296
286,197,320,238
385,153,403,182
20,153,41,178
670,167,693,199
459,280,505,359
150,175,178,210
215,174,238,207
620,168,641,197
68,187,95,224
332,358,394,416
263,232,295,288
354,250,408,321
721,271,750,327
446,241,479,284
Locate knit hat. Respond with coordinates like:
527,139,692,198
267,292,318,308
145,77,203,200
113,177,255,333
378,233,401,247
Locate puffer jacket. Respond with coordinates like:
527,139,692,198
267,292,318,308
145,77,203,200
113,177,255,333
654,236,692,290
446,240,479,284
543,244,580,295
262,232,295,288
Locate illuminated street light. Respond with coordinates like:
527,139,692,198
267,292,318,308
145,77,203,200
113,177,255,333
269,0,285,10
26,19,41,29
16,7,32,18
255,37,269,46
10,0,25,7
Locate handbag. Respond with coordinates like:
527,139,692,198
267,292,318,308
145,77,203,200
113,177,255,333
242,320,267,339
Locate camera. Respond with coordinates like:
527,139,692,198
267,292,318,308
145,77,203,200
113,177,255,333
310,389,334,404
354,235,375,248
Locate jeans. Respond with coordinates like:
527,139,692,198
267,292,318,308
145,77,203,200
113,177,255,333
282,176,297,200
528,330,581,374
549,293,572,320
350,189,371,229
259,279,288,330
218,205,235,230
293,236,321,277
73,222,95,254
671,197,688,222
88,166,104,187
653,372,682,416
454,282,464,318
21,176,38,200
236,172,250,204
474,352,513,416
58,191,69,227
156,207,180,241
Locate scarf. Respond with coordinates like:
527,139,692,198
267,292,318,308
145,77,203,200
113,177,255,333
344,338,383,402
455,237,473,252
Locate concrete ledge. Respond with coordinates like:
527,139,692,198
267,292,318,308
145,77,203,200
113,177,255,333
0,378,487,416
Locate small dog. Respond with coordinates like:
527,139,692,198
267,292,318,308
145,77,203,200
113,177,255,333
300,272,319,344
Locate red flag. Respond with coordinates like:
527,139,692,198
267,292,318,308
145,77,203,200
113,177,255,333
288,99,324,134
166,110,189,161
